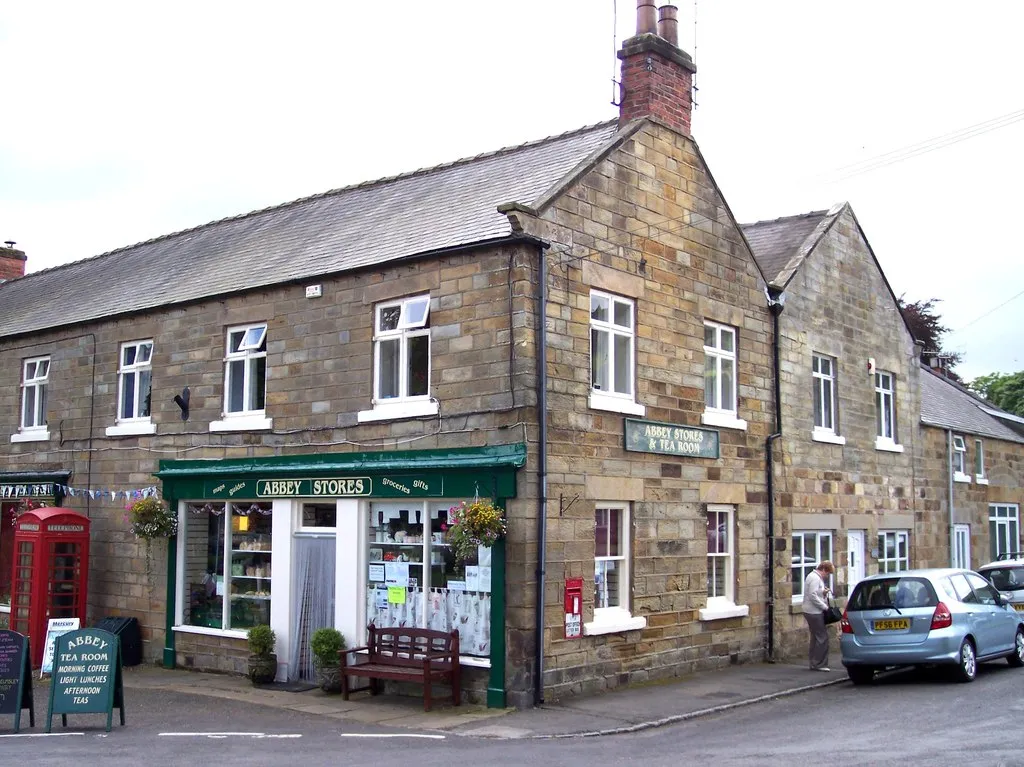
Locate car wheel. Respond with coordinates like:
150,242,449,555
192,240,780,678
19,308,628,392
847,666,875,686
955,638,977,682
1009,629,1024,668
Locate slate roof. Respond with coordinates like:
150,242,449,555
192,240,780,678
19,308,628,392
741,208,833,286
0,121,621,339
920,368,1024,444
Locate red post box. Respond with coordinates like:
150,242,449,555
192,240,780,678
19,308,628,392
564,577,583,639
9,507,90,667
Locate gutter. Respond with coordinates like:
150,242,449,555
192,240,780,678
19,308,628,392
765,288,786,661
534,239,551,705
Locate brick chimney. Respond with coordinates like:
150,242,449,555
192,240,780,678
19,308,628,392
617,1,696,135
0,241,27,282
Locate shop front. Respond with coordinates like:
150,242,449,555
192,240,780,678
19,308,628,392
0,471,69,627
155,443,524,708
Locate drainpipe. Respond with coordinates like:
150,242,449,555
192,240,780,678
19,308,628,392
948,429,955,566
765,289,786,661
534,241,550,706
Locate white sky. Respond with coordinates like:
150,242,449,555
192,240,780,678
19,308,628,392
2,1,1021,381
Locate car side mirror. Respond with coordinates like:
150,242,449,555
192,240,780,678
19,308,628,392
1000,592,1014,606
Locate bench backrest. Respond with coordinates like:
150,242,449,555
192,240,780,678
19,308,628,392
367,624,459,666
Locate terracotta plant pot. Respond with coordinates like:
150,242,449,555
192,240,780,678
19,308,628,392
248,653,277,685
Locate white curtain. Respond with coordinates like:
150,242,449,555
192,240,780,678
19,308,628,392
364,588,490,657
290,536,335,681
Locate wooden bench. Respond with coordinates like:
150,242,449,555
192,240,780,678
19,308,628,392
340,624,461,711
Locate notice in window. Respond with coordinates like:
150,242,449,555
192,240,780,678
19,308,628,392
384,562,409,587
368,564,385,582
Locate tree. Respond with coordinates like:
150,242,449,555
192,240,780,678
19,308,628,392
969,371,1024,417
897,296,963,380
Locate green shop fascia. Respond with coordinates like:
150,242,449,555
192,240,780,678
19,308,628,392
155,443,524,708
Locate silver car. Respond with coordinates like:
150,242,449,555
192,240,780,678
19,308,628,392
840,568,1024,685
977,557,1024,612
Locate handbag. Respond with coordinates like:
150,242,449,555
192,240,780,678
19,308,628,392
823,599,842,625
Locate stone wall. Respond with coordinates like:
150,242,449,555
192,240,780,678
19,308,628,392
771,206,922,659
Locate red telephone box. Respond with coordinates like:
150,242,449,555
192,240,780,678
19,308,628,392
9,507,90,667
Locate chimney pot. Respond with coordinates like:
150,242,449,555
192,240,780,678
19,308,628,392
657,4,679,46
636,0,658,36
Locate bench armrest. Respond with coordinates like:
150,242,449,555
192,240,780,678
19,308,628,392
340,646,369,667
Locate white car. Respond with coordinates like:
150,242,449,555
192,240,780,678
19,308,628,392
977,556,1024,613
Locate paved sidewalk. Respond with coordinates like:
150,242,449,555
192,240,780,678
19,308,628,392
118,661,847,738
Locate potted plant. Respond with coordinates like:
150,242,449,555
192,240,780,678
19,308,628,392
310,627,346,693
446,498,506,562
247,624,277,685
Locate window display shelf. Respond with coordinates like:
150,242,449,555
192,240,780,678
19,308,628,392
232,575,271,580
231,549,272,554
231,594,270,601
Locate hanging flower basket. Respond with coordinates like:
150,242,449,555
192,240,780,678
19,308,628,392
127,497,178,540
126,496,177,578
446,499,506,562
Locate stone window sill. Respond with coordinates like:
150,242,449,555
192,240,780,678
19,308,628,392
812,430,846,446
584,611,647,635
976,477,989,485
874,437,904,453
701,410,747,431
11,429,49,443
357,399,439,423
699,603,749,622
954,472,972,484
210,414,273,432
588,391,646,417
106,421,157,437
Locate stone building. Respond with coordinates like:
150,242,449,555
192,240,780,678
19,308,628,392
917,369,1024,569
742,202,922,658
0,3,777,706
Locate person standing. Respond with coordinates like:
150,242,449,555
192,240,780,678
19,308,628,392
802,560,835,671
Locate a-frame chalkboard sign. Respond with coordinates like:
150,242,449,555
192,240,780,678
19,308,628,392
45,628,125,733
0,630,34,733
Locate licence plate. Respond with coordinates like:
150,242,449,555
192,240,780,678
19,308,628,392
1014,604,1024,612
873,619,910,631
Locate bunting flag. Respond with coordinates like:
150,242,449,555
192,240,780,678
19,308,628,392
53,484,160,503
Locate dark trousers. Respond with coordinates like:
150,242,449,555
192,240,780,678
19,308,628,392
804,611,829,669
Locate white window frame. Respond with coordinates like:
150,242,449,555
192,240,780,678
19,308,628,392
702,321,746,431
358,295,437,423
874,370,903,452
953,524,971,569
588,289,645,417
975,439,988,484
585,502,646,635
700,504,749,621
791,531,833,602
107,340,156,437
812,353,845,445
989,504,1020,561
878,530,910,573
12,356,50,443
211,323,272,432
952,435,970,483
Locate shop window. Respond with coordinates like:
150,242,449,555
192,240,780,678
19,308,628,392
181,501,273,631
359,295,437,423
0,502,17,611
585,503,645,635
366,500,491,658
13,356,49,443
211,324,271,432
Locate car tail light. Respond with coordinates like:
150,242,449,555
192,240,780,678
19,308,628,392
931,601,953,630
840,608,852,634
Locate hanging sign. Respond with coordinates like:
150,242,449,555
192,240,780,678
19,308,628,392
623,418,720,459
45,628,125,733
0,630,34,733
40,617,80,676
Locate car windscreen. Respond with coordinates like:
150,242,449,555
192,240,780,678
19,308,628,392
848,577,938,610
979,566,1024,592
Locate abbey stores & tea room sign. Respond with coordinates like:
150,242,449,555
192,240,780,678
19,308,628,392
624,418,719,459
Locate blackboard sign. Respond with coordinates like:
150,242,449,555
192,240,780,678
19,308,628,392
0,630,34,732
45,629,125,733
